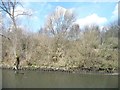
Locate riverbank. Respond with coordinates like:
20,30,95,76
0,64,118,75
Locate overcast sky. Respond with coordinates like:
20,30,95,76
3,1,118,32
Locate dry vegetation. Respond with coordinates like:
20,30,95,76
0,0,119,73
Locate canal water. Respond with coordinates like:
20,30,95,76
1,69,118,88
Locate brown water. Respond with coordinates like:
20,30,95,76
1,69,118,88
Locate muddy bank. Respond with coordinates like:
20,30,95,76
0,64,118,75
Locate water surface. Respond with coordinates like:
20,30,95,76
2,69,118,88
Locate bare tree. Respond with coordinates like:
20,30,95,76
45,6,76,36
43,7,77,63
68,23,80,40
0,0,31,70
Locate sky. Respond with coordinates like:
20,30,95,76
2,1,118,32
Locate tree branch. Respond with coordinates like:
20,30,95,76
0,33,11,41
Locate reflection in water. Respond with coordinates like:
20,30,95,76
2,69,118,88
0,69,2,89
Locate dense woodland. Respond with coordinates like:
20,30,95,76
0,1,119,73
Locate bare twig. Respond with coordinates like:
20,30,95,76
0,33,11,41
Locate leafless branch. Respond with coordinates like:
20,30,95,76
0,33,11,41
14,12,32,18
